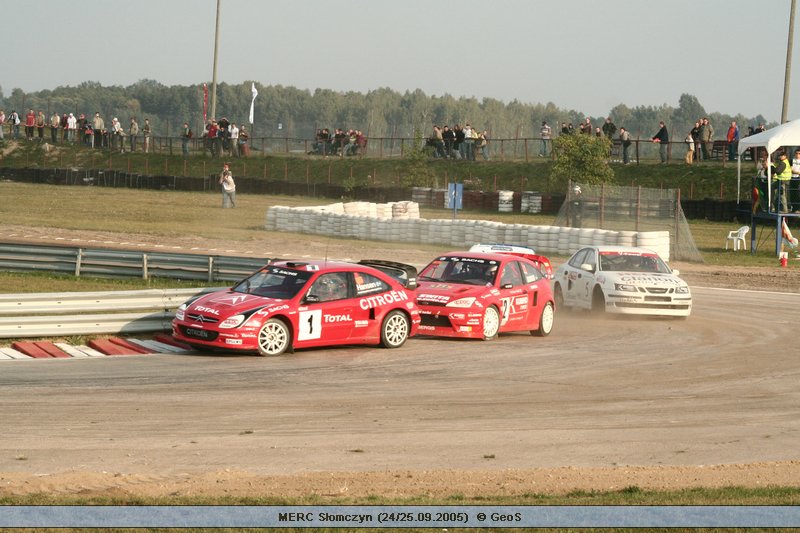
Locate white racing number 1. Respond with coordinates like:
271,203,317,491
297,309,322,341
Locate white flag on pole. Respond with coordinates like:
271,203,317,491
249,82,258,125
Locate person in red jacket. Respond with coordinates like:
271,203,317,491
24,109,35,140
726,121,739,162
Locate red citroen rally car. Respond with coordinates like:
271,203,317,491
172,259,420,355
415,249,555,340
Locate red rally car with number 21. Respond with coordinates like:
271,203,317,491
415,250,555,340
172,259,421,355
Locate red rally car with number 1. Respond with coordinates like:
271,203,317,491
172,259,421,355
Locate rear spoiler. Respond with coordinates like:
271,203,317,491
358,259,418,289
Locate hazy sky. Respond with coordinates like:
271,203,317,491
5,1,799,122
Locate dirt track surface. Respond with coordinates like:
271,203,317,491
1,225,799,499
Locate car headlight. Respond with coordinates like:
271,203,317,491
614,283,638,292
174,303,187,321
674,286,690,294
446,297,477,308
219,314,245,329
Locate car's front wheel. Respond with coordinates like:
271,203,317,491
553,283,567,311
532,301,554,337
257,318,291,356
482,305,500,340
380,310,410,349
592,286,606,314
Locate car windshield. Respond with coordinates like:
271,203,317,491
231,265,313,299
418,257,497,286
599,252,671,273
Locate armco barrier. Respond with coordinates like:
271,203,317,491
0,287,219,338
265,205,671,261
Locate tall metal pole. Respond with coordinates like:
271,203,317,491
781,0,796,123
210,0,221,120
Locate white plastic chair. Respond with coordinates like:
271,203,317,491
725,225,749,251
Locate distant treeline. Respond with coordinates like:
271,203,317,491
0,80,773,142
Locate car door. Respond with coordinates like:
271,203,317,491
518,260,547,327
496,261,529,330
561,248,587,307
296,271,355,346
572,248,598,309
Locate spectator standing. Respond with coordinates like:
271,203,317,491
181,122,192,157
684,129,695,165
651,121,669,163
229,122,239,157
560,122,569,135
453,124,464,159
9,110,20,139
67,113,77,142
49,112,60,144
461,124,475,160
0,110,4,140
442,125,455,158
35,111,45,142
792,149,800,178
238,125,249,157
619,127,632,164
431,125,445,158
690,120,701,161
142,118,152,153
539,121,552,157
773,150,792,212
478,130,490,161
726,121,739,161
111,118,125,152
700,117,713,160
24,109,35,140
92,112,105,148
129,117,139,152
582,117,593,135
219,162,236,208
601,117,617,138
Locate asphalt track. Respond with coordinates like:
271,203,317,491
0,286,798,477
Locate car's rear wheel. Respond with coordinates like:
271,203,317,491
482,305,500,340
532,301,554,337
380,310,410,349
257,318,291,356
592,286,606,314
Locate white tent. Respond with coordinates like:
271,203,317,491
736,119,799,255
736,119,800,202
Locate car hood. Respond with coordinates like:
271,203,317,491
187,290,285,316
415,282,494,304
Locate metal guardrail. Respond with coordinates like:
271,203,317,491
0,242,270,282
0,287,221,338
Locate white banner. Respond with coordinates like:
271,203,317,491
249,82,258,125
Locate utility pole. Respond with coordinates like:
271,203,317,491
781,0,796,123
210,0,221,120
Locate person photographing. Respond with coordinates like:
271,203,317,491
219,163,236,208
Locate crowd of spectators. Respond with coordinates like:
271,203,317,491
201,118,249,158
311,128,367,157
426,123,490,161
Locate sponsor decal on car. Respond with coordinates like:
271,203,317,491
417,293,450,304
225,338,243,345
617,275,682,285
194,306,220,315
355,320,368,328
356,281,383,292
219,294,251,305
324,314,352,323
359,290,409,310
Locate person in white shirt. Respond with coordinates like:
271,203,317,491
67,113,77,142
229,123,240,157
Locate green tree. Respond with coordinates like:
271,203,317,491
550,133,613,188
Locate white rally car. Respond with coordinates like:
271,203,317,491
552,246,692,317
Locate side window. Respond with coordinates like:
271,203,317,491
568,249,588,268
583,249,598,271
308,272,350,302
499,262,524,287
353,271,390,296
519,261,543,283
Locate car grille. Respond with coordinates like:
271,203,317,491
179,325,219,341
420,314,452,327
186,313,220,324
616,302,690,310
417,300,447,307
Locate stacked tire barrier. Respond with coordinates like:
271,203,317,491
265,203,671,260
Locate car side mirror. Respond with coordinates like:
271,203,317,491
304,294,320,304
580,263,594,273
